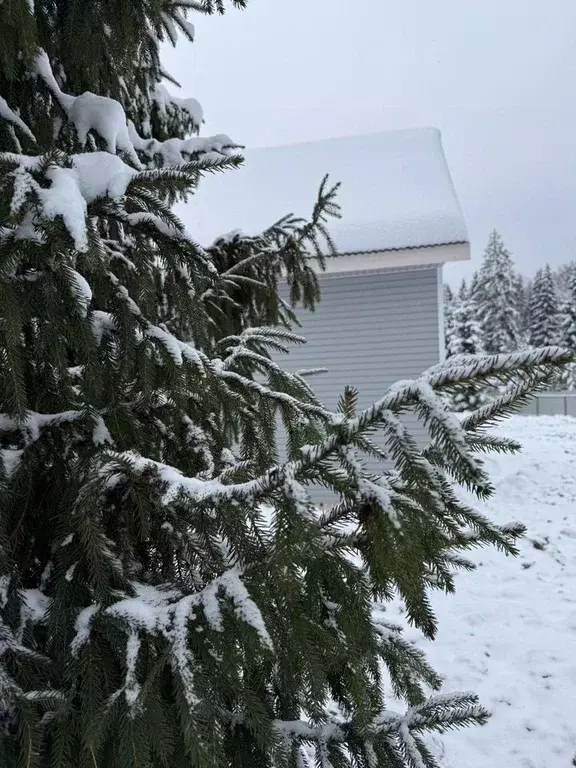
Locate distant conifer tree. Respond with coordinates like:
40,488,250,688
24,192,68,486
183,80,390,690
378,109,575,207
528,265,561,348
474,230,521,353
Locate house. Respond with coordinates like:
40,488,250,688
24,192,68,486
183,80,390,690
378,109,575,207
184,127,469,445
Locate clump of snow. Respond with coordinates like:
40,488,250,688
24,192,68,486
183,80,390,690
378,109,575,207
125,211,189,241
382,415,576,768
145,325,184,365
9,165,35,216
70,269,92,315
37,166,88,251
173,9,196,42
124,631,142,709
128,121,237,167
22,589,49,623
92,415,112,446
69,92,139,164
90,311,116,344
143,325,203,368
0,96,36,142
71,603,100,654
211,229,244,246
197,580,223,632
1,448,23,478
71,152,137,201
215,567,274,651
32,48,235,169
0,409,88,445
105,450,250,505
104,585,174,634
153,84,203,130
32,50,74,111
65,564,77,582
4,153,139,252
0,576,10,609
72,567,272,707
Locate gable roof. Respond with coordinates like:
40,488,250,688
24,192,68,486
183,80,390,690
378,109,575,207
180,127,468,254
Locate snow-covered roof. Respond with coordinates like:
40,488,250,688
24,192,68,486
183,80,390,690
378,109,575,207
182,127,468,254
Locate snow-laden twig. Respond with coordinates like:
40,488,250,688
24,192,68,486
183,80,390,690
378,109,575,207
0,96,36,143
30,49,238,168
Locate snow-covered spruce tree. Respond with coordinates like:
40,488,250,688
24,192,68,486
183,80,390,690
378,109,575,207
528,264,561,349
467,270,479,300
554,261,576,303
514,273,531,347
0,4,573,768
442,283,454,358
474,230,521,354
446,298,487,411
558,264,576,389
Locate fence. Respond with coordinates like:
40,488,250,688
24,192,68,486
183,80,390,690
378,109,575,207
520,392,576,417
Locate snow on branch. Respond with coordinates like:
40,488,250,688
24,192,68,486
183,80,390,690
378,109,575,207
269,691,487,764
0,151,135,252
0,96,36,143
3,336,569,520
0,410,111,447
72,566,272,711
153,83,202,128
374,691,489,735
435,345,570,376
89,346,571,517
0,410,85,442
454,346,573,429
0,147,217,258
100,450,263,502
104,271,206,368
30,49,239,167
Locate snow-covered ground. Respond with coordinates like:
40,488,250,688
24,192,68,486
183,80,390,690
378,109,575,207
398,415,576,767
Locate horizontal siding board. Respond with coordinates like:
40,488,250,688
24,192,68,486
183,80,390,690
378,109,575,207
305,302,438,314
288,348,439,365
290,321,438,335
310,274,436,286
298,371,437,390
296,296,437,307
275,267,441,501
299,285,438,300
298,293,438,308
299,299,439,311
302,369,435,378
291,303,439,315
285,354,440,377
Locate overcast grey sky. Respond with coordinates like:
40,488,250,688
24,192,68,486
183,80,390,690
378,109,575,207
163,0,576,284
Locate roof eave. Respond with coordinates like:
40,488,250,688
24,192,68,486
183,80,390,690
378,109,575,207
317,241,470,276
337,239,470,256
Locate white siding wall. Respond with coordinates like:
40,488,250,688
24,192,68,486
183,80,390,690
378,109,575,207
277,265,442,497
281,266,441,411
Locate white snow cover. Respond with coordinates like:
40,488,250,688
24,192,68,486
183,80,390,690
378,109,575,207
0,96,36,142
70,269,92,316
0,448,23,477
381,414,576,767
37,166,88,252
69,92,136,159
181,128,469,254
71,152,137,201
2,153,136,253
31,48,236,169
153,84,203,131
